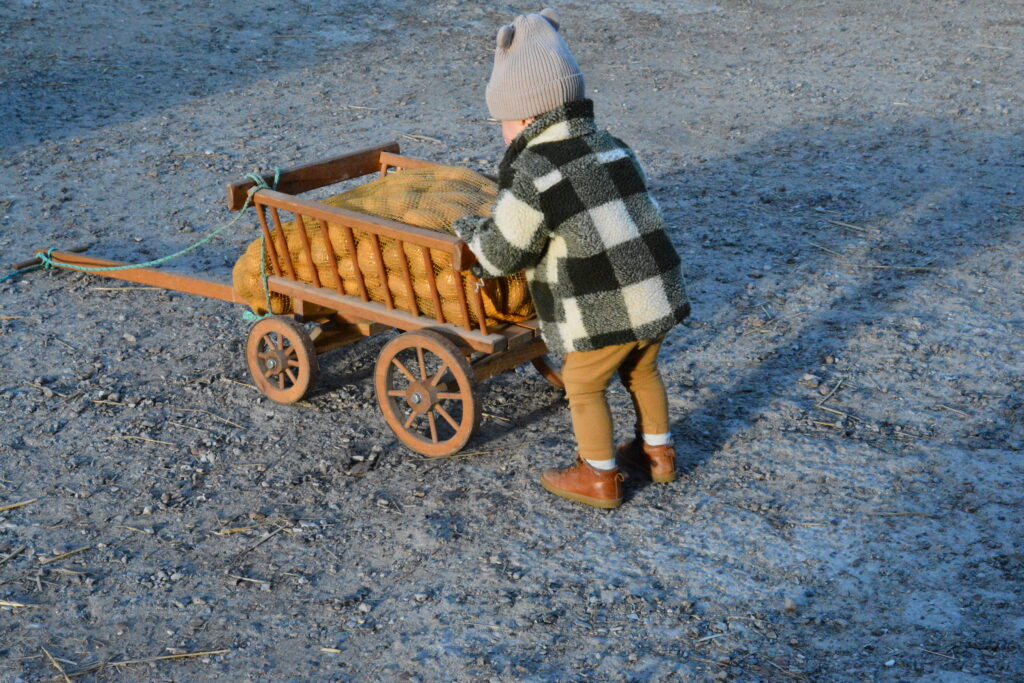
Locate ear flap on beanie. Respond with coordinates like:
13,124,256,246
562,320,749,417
539,8,559,30
496,24,515,49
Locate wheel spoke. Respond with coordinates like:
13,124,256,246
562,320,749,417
285,345,297,358
392,358,416,383
284,368,298,384
262,366,278,380
270,333,282,352
287,359,301,368
403,410,419,429
435,403,459,430
386,389,406,397
429,363,449,387
276,370,285,389
427,411,438,443
435,392,463,401
416,346,427,381
257,351,275,360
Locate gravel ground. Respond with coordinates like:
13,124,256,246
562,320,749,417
1,1,1022,681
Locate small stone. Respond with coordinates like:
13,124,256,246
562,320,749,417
884,659,896,667
123,333,137,343
413,593,428,602
358,603,372,613
784,598,798,614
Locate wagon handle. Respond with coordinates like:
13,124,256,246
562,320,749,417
11,244,91,271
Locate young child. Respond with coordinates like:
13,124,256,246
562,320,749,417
453,8,690,509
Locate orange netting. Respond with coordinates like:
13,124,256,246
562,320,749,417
232,166,533,326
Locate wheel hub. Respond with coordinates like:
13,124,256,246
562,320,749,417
405,380,436,415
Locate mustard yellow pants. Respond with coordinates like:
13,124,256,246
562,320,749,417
561,337,670,462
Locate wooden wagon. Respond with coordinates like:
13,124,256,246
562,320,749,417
30,143,562,457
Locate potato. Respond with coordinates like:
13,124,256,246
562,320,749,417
232,164,535,323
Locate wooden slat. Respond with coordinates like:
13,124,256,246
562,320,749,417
452,269,473,332
291,212,321,289
369,233,393,309
267,276,507,354
341,226,369,302
395,239,419,317
420,248,445,324
466,273,489,335
226,141,400,210
255,206,283,277
268,207,297,280
316,218,345,295
36,251,239,303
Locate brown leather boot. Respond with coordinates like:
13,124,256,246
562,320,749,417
540,457,623,509
616,437,677,483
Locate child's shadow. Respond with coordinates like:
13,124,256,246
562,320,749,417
657,113,1017,466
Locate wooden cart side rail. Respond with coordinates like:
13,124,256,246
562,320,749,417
253,190,467,264
226,141,401,211
267,276,508,354
33,250,240,303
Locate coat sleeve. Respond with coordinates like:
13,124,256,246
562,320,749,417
452,170,549,278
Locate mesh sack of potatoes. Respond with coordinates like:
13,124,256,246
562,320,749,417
232,165,534,325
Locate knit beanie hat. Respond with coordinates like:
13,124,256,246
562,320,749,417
485,8,586,121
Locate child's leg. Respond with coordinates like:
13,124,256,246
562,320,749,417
561,342,638,465
617,337,671,443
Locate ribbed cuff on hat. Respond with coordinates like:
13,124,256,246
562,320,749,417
487,73,585,121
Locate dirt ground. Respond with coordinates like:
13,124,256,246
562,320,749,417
1,1,1022,681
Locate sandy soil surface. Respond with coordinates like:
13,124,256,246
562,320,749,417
1,1,1022,680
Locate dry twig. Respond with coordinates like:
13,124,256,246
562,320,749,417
0,498,37,513
106,435,174,446
816,377,844,407
173,407,243,429
935,403,969,418
61,649,229,679
0,544,27,566
825,219,875,234
219,377,258,391
43,648,72,683
39,546,92,565
0,598,39,608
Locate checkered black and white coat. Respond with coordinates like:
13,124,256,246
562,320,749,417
453,99,690,355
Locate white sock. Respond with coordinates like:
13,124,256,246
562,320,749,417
643,432,673,447
584,458,618,471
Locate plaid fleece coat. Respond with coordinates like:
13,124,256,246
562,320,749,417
453,99,690,355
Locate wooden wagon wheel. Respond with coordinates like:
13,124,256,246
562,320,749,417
531,354,565,390
246,316,319,404
375,329,480,457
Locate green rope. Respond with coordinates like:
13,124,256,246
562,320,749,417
1,169,281,323
0,263,44,285
241,169,279,322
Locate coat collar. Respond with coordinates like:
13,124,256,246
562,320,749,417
499,99,596,173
